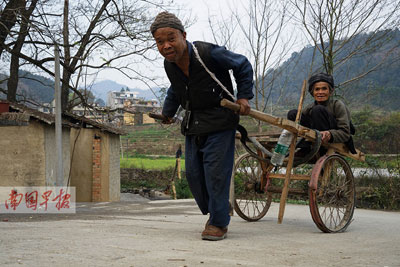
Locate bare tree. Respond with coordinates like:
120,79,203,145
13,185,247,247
6,0,38,102
0,0,26,57
1,0,171,112
207,6,239,50
207,0,300,132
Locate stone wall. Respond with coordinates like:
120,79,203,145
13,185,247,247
0,121,46,186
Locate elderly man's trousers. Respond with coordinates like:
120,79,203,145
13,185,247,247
185,129,235,228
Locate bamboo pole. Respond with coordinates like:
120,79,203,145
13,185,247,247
277,136,297,223
177,158,181,180
171,145,182,200
295,80,307,122
278,80,307,224
171,160,177,200
171,179,177,200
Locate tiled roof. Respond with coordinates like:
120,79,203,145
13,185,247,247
0,100,125,135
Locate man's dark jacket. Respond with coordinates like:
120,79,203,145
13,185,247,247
163,41,251,135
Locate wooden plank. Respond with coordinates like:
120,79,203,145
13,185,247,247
324,143,365,162
295,80,307,122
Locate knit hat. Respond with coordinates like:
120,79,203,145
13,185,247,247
150,11,185,35
308,73,334,96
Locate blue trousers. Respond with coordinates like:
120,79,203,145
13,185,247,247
185,129,236,228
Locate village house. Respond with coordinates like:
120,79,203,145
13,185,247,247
0,100,124,202
123,99,160,125
107,89,160,125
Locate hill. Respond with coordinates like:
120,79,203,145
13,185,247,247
267,29,400,110
0,70,54,104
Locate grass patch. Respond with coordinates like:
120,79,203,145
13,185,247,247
120,157,185,170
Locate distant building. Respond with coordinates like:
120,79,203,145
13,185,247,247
123,99,160,125
107,90,140,109
38,100,55,114
38,90,161,126
107,90,160,125
71,104,109,122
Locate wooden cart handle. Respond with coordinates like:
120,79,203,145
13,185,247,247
149,112,167,121
220,98,316,141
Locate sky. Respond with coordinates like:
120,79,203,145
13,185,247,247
95,0,247,90
95,0,313,92
174,0,238,42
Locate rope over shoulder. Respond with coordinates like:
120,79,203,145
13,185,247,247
191,42,237,102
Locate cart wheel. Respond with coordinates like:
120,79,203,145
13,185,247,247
309,154,355,233
232,153,272,221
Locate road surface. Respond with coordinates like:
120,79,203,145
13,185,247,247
0,194,399,266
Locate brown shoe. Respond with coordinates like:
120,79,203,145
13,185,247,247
201,225,228,241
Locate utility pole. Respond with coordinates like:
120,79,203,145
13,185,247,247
55,44,63,186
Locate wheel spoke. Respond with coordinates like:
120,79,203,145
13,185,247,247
310,155,355,232
233,153,271,221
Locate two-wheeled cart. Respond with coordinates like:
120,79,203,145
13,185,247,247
223,82,365,233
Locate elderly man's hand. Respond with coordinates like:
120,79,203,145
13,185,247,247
236,98,251,115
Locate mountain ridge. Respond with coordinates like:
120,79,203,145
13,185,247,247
0,73,161,105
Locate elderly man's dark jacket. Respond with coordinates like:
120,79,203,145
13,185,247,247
163,41,252,135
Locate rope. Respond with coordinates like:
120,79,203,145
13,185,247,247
191,42,237,101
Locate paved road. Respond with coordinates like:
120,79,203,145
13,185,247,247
0,194,399,267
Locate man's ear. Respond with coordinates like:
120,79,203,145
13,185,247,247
182,31,187,40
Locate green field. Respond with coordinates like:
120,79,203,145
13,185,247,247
120,156,185,170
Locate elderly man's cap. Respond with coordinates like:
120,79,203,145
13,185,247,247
308,73,334,95
150,11,184,34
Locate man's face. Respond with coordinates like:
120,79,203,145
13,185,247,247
153,27,187,63
312,81,332,103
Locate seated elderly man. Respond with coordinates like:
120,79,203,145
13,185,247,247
287,73,356,155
